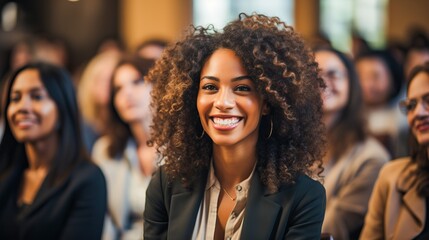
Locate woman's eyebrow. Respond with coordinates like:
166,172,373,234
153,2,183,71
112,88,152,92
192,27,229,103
200,75,251,82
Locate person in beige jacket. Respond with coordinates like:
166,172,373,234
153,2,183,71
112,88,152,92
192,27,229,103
360,61,429,239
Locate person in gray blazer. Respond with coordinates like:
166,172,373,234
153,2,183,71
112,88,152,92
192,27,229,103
314,47,390,239
0,62,107,240
144,13,327,240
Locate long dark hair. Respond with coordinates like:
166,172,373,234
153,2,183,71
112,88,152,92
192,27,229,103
0,62,89,186
105,56,155,158
314,47,367,161
407,61,429,196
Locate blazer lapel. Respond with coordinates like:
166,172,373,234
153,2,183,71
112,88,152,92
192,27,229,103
241,173,281,240
395,188,425,239
168,174,207,240
395,164,425,239
18,173,69,221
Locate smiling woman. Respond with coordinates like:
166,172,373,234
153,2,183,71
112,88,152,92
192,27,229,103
0,62,106,240
144,13,327,240
361,61,429,239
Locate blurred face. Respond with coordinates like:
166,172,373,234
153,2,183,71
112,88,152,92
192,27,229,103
405,49,429,80
138,45,164,60
7,69,59,143
356,57,392,107
315,50,349,114
113,64,152,126
405,72,429,145
197,48,268,147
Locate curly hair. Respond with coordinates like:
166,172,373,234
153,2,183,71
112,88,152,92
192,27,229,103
148,13,326,191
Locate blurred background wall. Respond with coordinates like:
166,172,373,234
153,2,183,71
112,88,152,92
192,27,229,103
0,0,428,73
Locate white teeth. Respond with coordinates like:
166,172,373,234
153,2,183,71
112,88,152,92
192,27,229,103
213,117,240,126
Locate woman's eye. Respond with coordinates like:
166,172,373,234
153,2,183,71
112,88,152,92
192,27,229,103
9,94,20,102
31,94,44,101
202,84,217,91
235,85,251,92
133,78,144,85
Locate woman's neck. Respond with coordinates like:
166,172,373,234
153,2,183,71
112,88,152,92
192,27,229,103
25,135,58,170
212,144,257,188
130,122,149,147
323,111,339,131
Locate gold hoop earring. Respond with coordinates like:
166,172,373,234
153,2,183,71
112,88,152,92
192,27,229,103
266,118,273,139
197,130,205,139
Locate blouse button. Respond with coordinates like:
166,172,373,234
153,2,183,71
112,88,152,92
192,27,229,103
226,237,232,240
236,185,242,191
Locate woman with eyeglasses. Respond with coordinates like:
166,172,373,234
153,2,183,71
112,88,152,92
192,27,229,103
314,47,390,240
360,61,429,239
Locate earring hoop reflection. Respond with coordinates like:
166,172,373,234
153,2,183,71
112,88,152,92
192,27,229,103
197,130,205,139
266,118,273,139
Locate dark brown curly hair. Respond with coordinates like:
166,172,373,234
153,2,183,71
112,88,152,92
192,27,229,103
148,13,326,191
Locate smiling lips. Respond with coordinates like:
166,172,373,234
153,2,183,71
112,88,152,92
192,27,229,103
415,121,429,132
14,118,37,129
211,117,241,130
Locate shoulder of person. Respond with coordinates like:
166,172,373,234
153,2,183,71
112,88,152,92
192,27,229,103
296,174,325,192
279,174,325,199
70,161,106,187
378,157,412,182
356,137,391,163
91,136,114,164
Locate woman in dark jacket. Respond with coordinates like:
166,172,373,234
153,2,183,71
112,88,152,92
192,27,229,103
0,62,107,240
144,13,326,240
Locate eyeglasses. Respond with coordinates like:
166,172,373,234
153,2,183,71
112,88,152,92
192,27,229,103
320,69,347,82
399,93,429,114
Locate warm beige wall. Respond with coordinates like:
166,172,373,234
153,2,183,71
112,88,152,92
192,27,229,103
120,0,192,51
294,0,319,39
121,0,320,51
388,0,429,42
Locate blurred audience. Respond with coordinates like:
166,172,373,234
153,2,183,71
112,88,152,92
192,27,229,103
351,32,372,59
355,49,407,157
32,35,70,70
314,47,389,240
360,61,429,239
0,62,106,239
92,56,158,240
135,38,168,60
97,36,125,55
77,50,121,152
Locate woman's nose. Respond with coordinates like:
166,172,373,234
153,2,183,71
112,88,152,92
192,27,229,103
16,96,32,111
214,89,235,111
413,100,429,116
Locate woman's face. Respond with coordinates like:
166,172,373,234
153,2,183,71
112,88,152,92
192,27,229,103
406,72,429,145
7,69,59,143
356,57,392,107
315,50,349,115
113,63,152,126
197,48,268,147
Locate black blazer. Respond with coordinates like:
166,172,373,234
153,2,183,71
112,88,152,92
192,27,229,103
144,166,326,240
0,161,107,240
